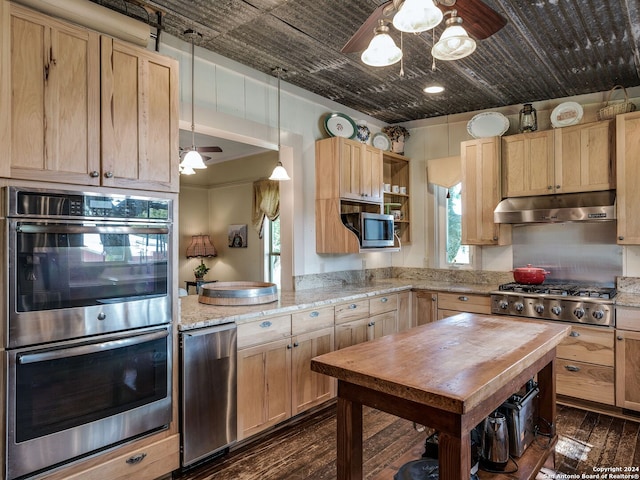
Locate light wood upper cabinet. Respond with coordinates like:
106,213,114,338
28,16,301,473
317,137,383,204
461,136,509,245
616,111,640,244
9,6,101,185
503,121,613,197
554,120,614,194
5,4,179,192
502,130,555,197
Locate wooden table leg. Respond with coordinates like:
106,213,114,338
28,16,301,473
336,394,363,480
537,357,557,437
438,431,471,480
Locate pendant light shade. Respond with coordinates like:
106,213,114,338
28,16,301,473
361,21,403,67
269,67,291,181
179,164,196,175
392,0,443,33
432,12,476,61
180,29,207,172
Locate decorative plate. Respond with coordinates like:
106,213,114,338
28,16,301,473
324,112,357,139
372,132,391,151
551,102,583,128
467,112,510,138
356,123,371,143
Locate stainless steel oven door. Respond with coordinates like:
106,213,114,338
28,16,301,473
8,220,171,347
6,325,172,480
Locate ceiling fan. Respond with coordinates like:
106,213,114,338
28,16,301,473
179,145,223,164
341,0,507,54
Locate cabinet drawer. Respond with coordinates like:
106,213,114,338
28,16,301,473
616,307,640,332
437,293,491,314
556,359,615,405
292,306,334,335
64,434,179,480
335,300,370,324
369,294,398,316
237,315,292,349
557,325,614,367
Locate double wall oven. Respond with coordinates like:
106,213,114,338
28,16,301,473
4,186,173,479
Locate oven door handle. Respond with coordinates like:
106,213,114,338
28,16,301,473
17,329,169,365
16,224,169,235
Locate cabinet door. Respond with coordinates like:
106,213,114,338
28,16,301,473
339,139,364,201
397,291,412,332
9,6,100,184
615,330,640,411
101,38,179,192
461,137,502,245
291,326,335,415
237,338,291,440
555,120,613,193
502,130,554,197
616,111,640,244
335,319,369,350
368,311,398,340
414,290,438,326
362,145,383,202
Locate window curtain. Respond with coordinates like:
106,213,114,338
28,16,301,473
426,156,462,188
252,179,280,239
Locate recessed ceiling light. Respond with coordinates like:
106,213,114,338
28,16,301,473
424,85,445,94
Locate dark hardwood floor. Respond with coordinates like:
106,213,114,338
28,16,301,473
173,403,640,480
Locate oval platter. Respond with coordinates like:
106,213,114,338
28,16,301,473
467,112,510,138
372,132,391,151
324,112,357,139
551,102,583,128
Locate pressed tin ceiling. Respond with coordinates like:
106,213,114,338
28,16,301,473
91,0,640,124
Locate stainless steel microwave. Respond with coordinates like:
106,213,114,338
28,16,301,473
341,212,395,248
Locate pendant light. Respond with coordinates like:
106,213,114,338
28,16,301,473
269,67,291,181
180,29,207,170
361,20,403,67
392,0,443,33
432,11,476,61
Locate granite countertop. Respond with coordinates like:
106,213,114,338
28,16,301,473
178,279,499,331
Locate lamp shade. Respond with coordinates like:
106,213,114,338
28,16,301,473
432,16,476,61
181,149,207,169
392,0,443,33
269,161,290,181
361,22,402,67
186,234,217,258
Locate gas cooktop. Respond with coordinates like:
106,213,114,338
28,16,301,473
491,282,616,327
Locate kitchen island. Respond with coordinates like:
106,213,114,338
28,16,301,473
311,313,570,480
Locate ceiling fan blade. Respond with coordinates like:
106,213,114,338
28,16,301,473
443,0,507,40
197,146,223,153
341,1,394,54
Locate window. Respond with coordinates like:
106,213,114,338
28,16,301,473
435,182,476,268
263,217,281,286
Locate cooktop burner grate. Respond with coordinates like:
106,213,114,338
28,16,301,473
498,282,617,299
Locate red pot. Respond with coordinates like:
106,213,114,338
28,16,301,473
512,264,551,285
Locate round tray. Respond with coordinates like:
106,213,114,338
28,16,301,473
198,281,278,306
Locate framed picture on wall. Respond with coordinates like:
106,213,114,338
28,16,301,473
228,224,248,248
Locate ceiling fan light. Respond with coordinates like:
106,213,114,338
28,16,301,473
181,149,207,169
432,22,476,60
361,24,403,67
180,164,196,175
269,161,290,181
393,0,443,33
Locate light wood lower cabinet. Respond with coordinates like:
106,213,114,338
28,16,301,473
615,308,640,411
437,292,491,320
556,325,615,405
413,290,438,326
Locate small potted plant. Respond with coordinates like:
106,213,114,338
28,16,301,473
382,125,410,154
194,261,210,280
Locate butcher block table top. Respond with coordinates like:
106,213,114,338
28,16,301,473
311,313,570,480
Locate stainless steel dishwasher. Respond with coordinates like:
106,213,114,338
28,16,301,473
180,322,237,467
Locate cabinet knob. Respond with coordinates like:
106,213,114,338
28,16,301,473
380,297,388,303
547,185,553,190
104,171,114,179
309,311,320,318
556,185,561,189
618,335,624,341
89,170,100,178
619,236,625,241
126,453,147,465
367,321,375,327
259,321,272,328
458,296,469,301
569,331,580,337
287,344,293,349
293,342,299,347
348,304,357,310
431,296,436,301
564,365,580,372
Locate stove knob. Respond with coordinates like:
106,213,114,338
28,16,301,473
514,302,524,312
573,307,585,319
498,300,509,310
551,306,562,316
592,309,605,320
535,304,544,314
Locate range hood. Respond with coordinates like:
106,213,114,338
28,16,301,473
494,190,616,224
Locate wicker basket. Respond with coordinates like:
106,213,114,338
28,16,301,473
597,85,637,120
